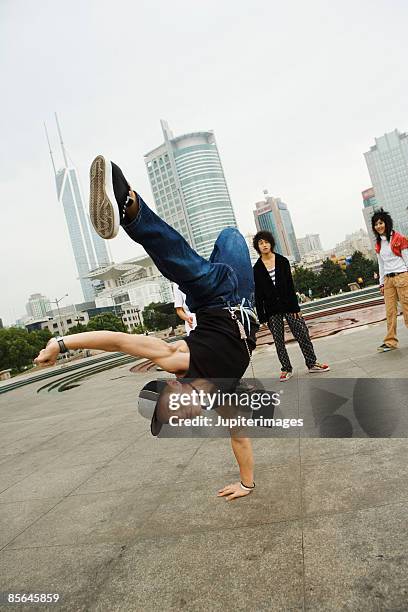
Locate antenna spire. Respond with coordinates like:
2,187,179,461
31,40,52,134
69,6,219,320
44,122,56,176
55,112,69,168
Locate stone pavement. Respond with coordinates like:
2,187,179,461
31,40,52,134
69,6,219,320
0,317,407,611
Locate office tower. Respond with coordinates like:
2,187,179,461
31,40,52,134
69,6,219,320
361,187,378,250
244,234,259,263
333,229,374,260
45,115,110,302
364,129,408,237
144,120,237,258
297,234,323,257
253,191,301,262
26,293,51,319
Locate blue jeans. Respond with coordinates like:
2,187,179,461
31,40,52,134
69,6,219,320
123,195,254,312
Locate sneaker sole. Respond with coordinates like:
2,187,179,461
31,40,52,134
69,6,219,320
308,367,330,373
377,347,396,352
89,155,120,239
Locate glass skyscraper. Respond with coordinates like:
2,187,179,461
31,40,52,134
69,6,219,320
144,120,237,258
364,129,408,238
46,116,110,302
253,192,301,262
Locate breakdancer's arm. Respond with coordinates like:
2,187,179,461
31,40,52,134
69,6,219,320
33,331,190,374
217,436,255,501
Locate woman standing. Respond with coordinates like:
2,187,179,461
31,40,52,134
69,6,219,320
372,209,408,351
253,231,329,380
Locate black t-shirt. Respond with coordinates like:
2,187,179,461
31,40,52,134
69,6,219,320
183,308,258,382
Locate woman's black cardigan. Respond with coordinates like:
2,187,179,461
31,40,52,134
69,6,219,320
253,253,300,323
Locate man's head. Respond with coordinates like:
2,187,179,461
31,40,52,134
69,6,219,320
253,231,275,255
139,378,214,436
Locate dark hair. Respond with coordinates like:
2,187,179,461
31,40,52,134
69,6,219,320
253,231,276,254
371,208,393,244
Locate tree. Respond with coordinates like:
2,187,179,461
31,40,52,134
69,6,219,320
316,259,349,295
66,323,89,335
87,313,126,333
292,266,319,296
345,251,378,286
142,302,178,331
0,327,52,373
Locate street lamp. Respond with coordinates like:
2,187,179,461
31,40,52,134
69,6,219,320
50,294,68,335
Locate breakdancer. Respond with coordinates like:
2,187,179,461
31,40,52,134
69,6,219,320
34,156,259,500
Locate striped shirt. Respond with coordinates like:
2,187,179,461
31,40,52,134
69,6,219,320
267,268,276,284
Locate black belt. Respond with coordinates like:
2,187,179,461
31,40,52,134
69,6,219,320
385,271,406,278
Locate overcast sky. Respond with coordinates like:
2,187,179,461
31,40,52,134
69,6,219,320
1,0,407,325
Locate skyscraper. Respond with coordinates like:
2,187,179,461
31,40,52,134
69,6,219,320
364,129,408,237
46,115,110,302
253,191,301,262
26,293,51,319
361,187,378,251
297,234,323,257
144,120,237,258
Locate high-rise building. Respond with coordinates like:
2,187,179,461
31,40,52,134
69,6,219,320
297,234,323,257
144,120,237,258
45,115,110,302
333,229,375,260
361,187,378,251
244,234,259,264
26,293,51,319
253,191,301,262
364,130,408,238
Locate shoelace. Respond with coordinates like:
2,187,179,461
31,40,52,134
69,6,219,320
121,195,133,218
225,298,257,377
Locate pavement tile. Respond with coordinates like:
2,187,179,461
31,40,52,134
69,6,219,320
0,450,65,494
51,438,134,468
113,435,203,463
0,543,124,611
90,522,304,612
0,432,64,456
303,501,408,611
302,442,408,516
176,437,300,483
0,464,101,503
142,463,301,538
0,497,62,548
29,429,105,455
73,446,195,494
300,438,407,464
8,487,164,548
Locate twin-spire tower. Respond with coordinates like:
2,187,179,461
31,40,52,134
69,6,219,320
45,115,110,301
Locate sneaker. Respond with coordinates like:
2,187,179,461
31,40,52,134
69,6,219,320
280,371,293,381
308,362,330,373
89,155,133,239
377,343,397,352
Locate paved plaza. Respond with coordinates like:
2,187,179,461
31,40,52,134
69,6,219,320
0,317,408,611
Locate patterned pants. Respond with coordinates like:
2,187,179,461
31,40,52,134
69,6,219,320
268,313,317,371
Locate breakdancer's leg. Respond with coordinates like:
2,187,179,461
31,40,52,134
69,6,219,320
89,156,240,312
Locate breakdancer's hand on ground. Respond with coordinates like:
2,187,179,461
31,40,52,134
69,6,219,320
34,339,60,367
217,482,253,501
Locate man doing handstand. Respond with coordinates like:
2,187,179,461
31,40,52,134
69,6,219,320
35,156,258,500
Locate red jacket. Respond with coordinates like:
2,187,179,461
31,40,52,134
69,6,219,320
375,230,408,256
